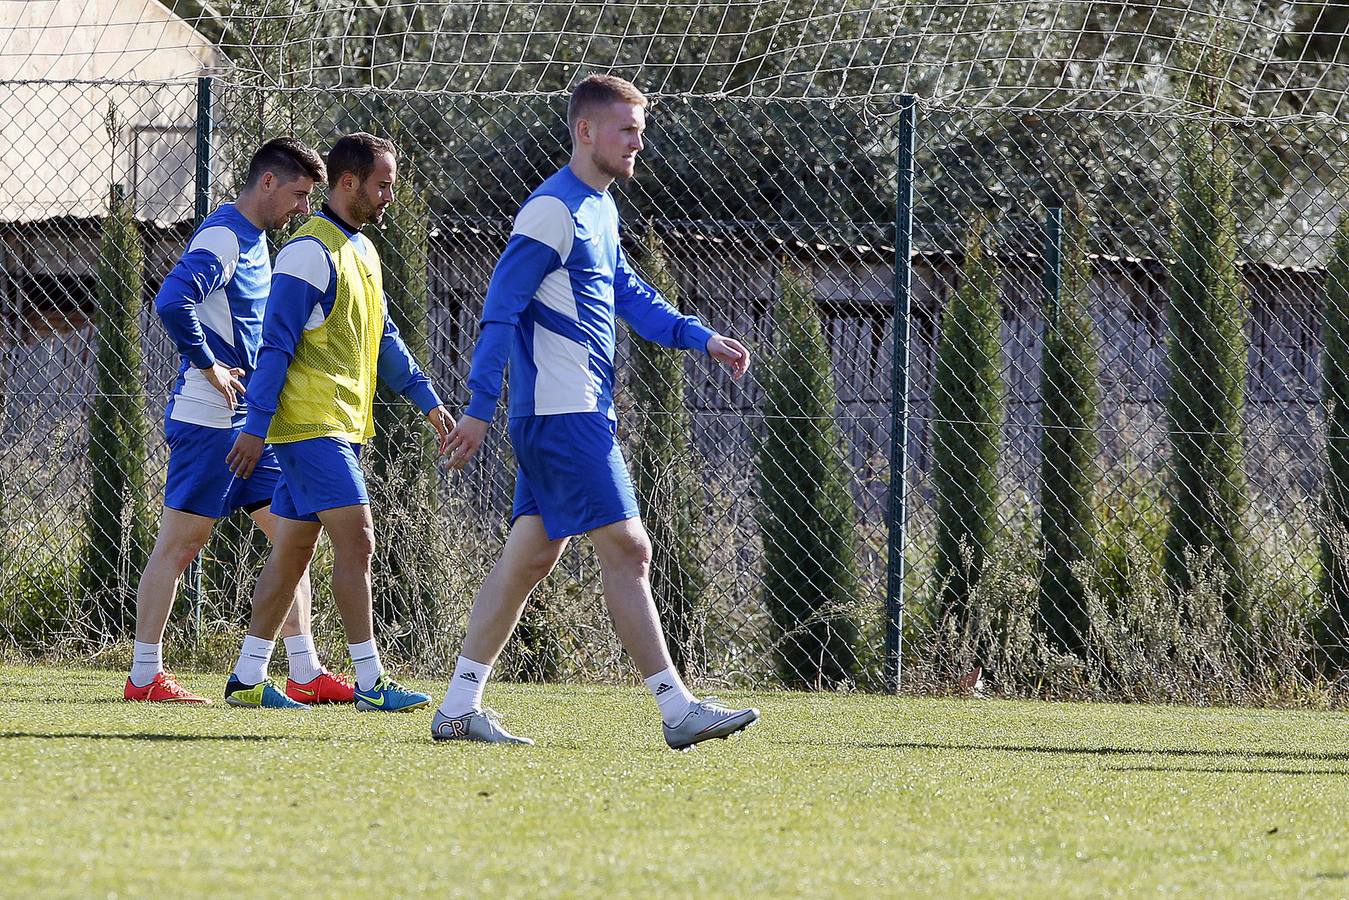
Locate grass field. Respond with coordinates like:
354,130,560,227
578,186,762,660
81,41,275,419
1,665,1346,898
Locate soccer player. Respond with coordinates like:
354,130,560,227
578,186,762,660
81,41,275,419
433,75,759,749
225,132,453,712
124,137,354,706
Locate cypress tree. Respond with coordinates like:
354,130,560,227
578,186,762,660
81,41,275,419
932,218,1004,630
1318,214,1349,669
1038,203,1100,654
756,261,860,689
629,227,708,677
83,181,152,637
1163,54,1250,624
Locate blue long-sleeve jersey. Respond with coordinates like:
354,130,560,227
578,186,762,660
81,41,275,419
466,165,715,422
243,209,442,439
154,203,269,428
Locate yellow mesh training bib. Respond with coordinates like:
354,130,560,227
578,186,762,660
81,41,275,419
267,216,384,445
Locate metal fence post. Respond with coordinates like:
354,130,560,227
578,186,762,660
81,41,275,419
194,76,213,225
1043,206,1063,318
885,95,917,695
186,75,214,641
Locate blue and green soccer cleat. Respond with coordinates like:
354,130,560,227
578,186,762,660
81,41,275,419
353,674,432,712
224,675,307,709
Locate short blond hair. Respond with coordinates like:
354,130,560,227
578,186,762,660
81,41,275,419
567,74,648,132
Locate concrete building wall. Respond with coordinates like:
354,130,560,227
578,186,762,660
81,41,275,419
0,1,222,224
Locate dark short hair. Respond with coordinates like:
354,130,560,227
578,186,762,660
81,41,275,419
244,137,326,188
327,132,397,184
567,74,648,132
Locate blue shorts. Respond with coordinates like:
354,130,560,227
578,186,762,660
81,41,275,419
509,412,640,540
164,419,281,519
270,437,368,522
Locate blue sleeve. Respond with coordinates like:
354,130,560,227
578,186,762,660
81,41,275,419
613,243,714,352
154,248,227,369
243,272,325,438
377,313,441,414
465,233,563,421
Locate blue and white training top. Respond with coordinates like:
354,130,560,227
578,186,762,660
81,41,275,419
155,203,270,429
242,206,442,440
466,165,715,423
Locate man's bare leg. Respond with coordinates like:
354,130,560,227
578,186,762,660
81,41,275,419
589,516,759,747
431,517,565,743
460,516,569,665
587,516,674,678
224,515,322,704
127,508,215,695
250,506,327,686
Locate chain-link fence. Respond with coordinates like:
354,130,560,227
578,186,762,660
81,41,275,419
3,76,1349,702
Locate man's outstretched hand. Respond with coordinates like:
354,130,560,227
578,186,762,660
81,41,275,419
445,415,489,471
427,405,455,456
707,334,750,379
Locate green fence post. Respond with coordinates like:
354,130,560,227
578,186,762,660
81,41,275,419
885,95,917,695
1043,206,1063,318
194,76,213,225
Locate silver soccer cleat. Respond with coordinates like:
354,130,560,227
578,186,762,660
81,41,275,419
431,707,534,745
663,697,760,750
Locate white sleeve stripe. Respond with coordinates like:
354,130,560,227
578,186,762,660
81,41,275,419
186,226,241,285
273,237,333,292
512,195,574,261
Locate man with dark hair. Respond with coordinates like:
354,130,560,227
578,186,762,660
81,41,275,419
224,132,452,712
244,136,327,189
434,74,759,749
125,137,349,705
322,132,396,186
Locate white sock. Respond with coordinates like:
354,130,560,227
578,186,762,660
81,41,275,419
232,635,275,685
645,667,697,727
349,639,383,691
284,634,323,683
129,640,163,687
439,656,491,717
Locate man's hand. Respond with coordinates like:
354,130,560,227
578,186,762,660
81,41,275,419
707,334,750,379
445,415,490,470
201,362,246,409
427,405,455,456
226,432,265,479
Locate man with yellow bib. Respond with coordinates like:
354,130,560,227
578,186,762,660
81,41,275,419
224,133,453,712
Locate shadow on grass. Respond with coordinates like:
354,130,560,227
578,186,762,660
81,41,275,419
1106,763,1349,777
1,731,299,742
780,740,1349,764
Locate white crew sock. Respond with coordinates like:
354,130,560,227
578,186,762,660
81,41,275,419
284,634,323,683
439,656,491,717
645,667,697,727
348,640,383,691
129,640,163,688
232,635,275,685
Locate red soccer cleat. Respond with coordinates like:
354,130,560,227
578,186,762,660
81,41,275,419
123,672,212,704
286,670,356,704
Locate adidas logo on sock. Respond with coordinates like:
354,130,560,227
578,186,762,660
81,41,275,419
460,671,479,683
655,682,672,695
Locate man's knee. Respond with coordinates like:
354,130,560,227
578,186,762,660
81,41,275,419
332,521,376,565
270,526,321,574
151,528,211,575
519,546,563,585
604,526,652,577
